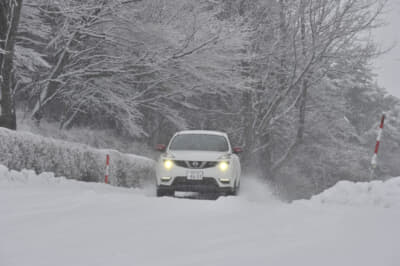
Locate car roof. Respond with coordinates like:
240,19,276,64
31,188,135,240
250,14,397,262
176,130,228,137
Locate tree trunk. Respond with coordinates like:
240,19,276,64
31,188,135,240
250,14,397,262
297,0,308,141
270,0,309,176
0,0,23,130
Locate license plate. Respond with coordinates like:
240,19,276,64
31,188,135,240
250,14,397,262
187,171,204,180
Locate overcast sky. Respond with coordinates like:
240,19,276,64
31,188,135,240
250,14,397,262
373,0,400,98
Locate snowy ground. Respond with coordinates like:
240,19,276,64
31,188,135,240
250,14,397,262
1,166,399,266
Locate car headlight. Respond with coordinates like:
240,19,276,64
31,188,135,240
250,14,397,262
218,154,231,160
218,161,229,172
163,160,174,170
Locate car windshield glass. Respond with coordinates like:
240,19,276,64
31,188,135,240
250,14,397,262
169,134,229,152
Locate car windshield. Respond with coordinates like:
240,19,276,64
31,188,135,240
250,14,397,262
169,134,229,152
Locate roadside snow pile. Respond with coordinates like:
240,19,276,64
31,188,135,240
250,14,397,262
0,127,155,187
0,164,155,196
303,178,400,208
0,164,91,188
0,165,61,186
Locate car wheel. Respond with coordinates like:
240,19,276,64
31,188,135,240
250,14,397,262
203,192,219,200
231,181,240,196
156,187,174,197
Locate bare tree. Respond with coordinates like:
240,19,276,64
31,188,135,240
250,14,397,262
17,0,249,137
0,0,23,129
237,0,386,178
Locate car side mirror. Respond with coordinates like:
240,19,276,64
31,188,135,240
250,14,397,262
156,144,166,152
233,147,243,154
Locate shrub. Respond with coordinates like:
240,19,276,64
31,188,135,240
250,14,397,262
0,128,155,187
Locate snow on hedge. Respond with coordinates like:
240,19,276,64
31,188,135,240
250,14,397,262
300,178,400,208
0,127,155,187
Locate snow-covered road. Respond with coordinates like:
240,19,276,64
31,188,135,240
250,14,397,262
1,166,399,266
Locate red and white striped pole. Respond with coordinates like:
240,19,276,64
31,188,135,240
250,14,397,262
105,154,110,184
371,113,386,169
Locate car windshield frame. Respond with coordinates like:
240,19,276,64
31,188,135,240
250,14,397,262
168,134,230,152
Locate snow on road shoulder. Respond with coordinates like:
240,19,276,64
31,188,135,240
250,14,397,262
0,164,68,187
297,177,400,208
0,165,148,202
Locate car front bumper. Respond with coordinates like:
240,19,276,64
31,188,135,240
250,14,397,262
158,176,233,193
156,162,235,193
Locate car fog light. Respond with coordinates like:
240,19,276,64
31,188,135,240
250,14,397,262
163,160,173,170
219,178,230,184
218,161,229,172
161,176,171,182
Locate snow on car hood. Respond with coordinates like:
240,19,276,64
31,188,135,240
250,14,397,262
166,150,229,161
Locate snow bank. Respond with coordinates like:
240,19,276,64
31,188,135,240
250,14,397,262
0,127,155,187
0,164,97,188
301,178,400,208
0,165,60,186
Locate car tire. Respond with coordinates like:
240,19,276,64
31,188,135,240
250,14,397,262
156,187,174,197
203,192,219,200
231,181,240,196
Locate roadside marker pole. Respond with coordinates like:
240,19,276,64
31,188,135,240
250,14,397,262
105,154,110,184
371,113,386,170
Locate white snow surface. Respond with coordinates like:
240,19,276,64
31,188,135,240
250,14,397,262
1,165,399,266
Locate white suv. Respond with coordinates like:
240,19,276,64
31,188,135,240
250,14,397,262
155,130,242,197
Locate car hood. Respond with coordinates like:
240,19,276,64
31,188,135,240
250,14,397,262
166,150,229,161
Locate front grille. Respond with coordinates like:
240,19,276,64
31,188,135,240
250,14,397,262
172,176,219,192
174,160,188,168
203,161,218,168
173,160,218,169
